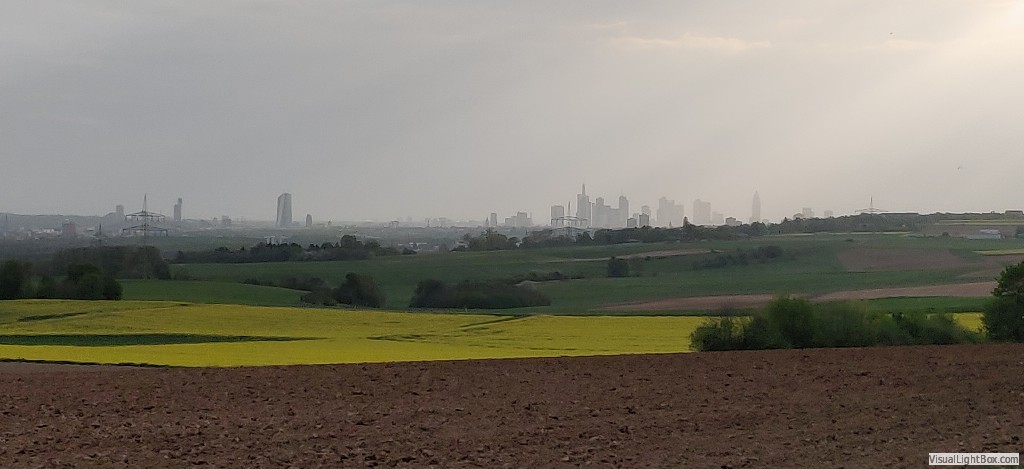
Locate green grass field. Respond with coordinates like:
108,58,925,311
166,234,1024,313
122,280,305,306
0,300,709,366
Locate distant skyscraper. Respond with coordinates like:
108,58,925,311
656,197,684,227
617,195,629,228
801,207,815,219
638,213,651,227
276,193,293,228
504,212,532,228
550,205,565,227
489,212,498,228
711,211,724,226
173,198,182,222
115,204,125,219
305,214,313,228
693,199,712,225
576,184,591,227
641,205,651,217
750,192,761,224
593,197,609,228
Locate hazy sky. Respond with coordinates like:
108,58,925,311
3,1,1024,223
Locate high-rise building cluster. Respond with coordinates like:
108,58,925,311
539,186,771,230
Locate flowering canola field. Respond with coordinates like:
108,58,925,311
0,300,706,367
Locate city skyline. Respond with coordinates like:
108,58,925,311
3,2,1024,222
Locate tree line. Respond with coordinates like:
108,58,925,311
294,272,558,310
0,260,122,301
174,235,409,263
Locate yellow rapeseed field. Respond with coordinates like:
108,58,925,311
0,300,706,367
952,312,983,332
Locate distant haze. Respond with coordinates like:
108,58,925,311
3,1,1023,223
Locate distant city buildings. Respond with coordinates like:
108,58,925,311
802,207,815,219
276,193,293,228
545,184,766,230
115,205,125,219
305,214,313,228
504,212,532,228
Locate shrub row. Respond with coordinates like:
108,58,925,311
410,279,551,309
691,297,980,351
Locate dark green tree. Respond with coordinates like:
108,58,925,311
333,272,386,308
0,260,31,299
35,275,57,299
984,262,1024,341
607,257,630,277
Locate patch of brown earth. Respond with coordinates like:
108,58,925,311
837,247,975,272
604,282,996,311
2,345,1022,467
958,254,1024,279
0,362,136,374
603,294,779,311
812,282,995,301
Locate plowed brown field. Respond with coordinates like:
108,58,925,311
3,344,1023,468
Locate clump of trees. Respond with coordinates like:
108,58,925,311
501,271,579,284
693,245,786,270
175,235,400,263
47,246,170,279
409,279,551,309
456,230,520,251
983,262,1024,341
0,260,122,301
691,297,980,351
300,273,385,308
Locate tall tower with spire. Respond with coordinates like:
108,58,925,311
575,184,591,227
750,191,762,224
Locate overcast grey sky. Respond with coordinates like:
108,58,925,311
3,1,1023,223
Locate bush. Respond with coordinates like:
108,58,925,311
607,257,630,277
691,297,980,351
58,264,122,300
300,286,337,306
689,317,745,351
409,279,551,309
983,297,1024,342
332,273,386,308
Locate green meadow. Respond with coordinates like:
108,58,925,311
161,233,1024,313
